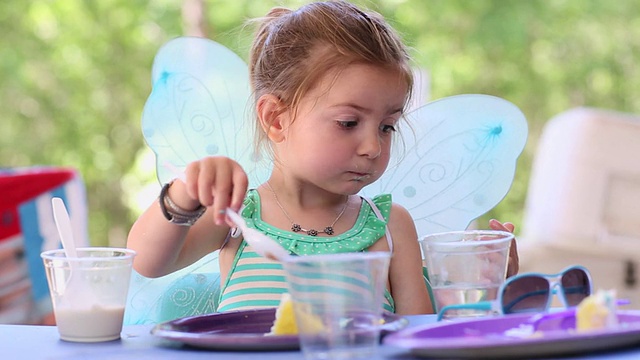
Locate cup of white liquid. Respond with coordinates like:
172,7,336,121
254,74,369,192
41,247,136,342
420,230,513,320
282,252,391,360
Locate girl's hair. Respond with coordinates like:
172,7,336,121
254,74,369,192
248,0,413,154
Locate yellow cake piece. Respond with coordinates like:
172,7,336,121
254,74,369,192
269,294,299,335
269,293,324,335
576,289,618,332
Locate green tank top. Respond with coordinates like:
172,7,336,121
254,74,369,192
216,190,395,313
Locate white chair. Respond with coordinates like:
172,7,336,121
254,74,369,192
519,107,640,305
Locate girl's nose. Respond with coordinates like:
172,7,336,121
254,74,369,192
357,133,382,159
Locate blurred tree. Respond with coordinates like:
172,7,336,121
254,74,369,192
0,0,184,246
2,0,639,245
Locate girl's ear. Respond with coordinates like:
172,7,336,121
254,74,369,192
257,94,289,143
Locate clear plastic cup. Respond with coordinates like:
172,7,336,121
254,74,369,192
420,230,513,320
282,252,391,360
41,247,136,342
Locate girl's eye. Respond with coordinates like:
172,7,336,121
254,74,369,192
380,124,397,134
338,120,358,129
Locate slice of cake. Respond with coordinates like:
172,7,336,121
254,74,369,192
576,289,619,332
268,293,324,336
269,293,299,335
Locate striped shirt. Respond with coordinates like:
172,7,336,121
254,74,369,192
216,190,395,313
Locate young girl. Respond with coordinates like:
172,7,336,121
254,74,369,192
127,0,518,315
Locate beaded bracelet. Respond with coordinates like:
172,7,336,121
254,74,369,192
158,181,206,226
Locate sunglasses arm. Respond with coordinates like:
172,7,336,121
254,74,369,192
436,301,497,321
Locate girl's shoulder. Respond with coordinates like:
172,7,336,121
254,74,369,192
368,193,392,220
383,197,419,242
367,193,412,225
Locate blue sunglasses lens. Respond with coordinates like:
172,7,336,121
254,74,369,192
561,268,591,306
502,276,550,314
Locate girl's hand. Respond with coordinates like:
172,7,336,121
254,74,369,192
181,156,249,226
489,219,519,277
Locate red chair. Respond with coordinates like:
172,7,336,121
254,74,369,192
0,167,88,324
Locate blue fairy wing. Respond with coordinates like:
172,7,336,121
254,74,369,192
141,36,270,187
124,252,221,324
360,94,528,236
132,38,270,321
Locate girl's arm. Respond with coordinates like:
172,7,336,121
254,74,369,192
126,180,229,277
370,203,434,315
127,156,248,278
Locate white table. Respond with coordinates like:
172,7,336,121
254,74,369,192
4,315,640,359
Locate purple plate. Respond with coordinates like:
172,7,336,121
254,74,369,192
151,308,408,351
384,310,640,359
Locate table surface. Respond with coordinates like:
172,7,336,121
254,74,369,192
4,315,640,359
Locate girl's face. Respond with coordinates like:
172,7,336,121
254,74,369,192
276,63,409,195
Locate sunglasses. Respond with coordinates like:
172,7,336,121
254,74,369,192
437,265,593,321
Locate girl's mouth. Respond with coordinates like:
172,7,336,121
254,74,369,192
350,172,371,181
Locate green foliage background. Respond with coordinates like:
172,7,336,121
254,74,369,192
2,0,639,246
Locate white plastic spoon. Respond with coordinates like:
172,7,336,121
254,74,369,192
52,197,91,308
226,208,290,261
52,197,77,259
